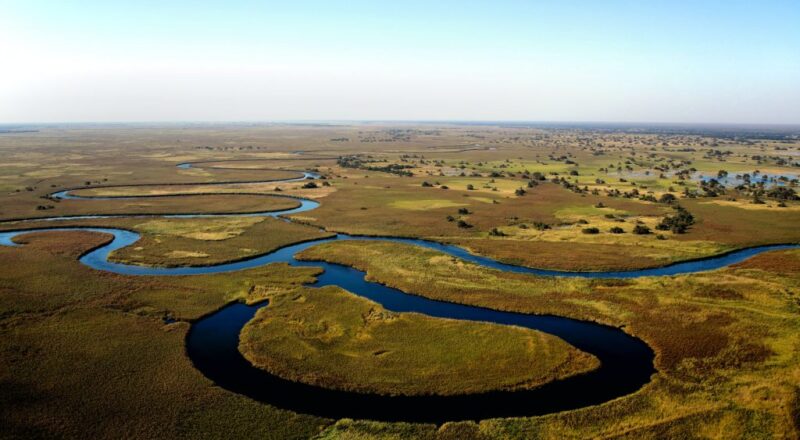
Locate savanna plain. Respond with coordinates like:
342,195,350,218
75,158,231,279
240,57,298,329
1,123,799,439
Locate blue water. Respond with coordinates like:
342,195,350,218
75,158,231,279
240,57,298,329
0,226,795,278
1,160,796,422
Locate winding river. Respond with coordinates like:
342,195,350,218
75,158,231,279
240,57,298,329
0,161,797,423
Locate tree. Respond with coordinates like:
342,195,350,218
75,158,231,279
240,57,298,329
766,187,798,201
658,193,677,204
633,224,651,235
457,220,472,228
656,205,694,233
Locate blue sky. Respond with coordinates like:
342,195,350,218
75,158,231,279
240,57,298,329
1,1,798,123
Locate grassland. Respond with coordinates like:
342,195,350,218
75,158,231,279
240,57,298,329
0,215,334,268
292,173,799,270
109,216,334,267
298,240,800,438
239,286,598,396
0,193,302,222
0,230,330,439
1,123,799,439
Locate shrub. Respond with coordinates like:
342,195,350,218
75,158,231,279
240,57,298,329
302,181,318,189
659,193,677,204
532,221,550,230
656,205,694,234
489,227,506,237
457,208,471,215
457,220,472,229
582,227,600,234
633,224,651,235
609,226,625,234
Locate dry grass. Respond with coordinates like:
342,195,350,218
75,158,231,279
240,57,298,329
298,240,800,439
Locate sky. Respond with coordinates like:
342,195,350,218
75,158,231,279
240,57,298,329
1,1,798,124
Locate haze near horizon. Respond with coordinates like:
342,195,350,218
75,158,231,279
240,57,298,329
1,0,798,124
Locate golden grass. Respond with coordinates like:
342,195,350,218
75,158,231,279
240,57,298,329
134,216,265,240
0,231,329,438
298,240,800,439
240,286,598,396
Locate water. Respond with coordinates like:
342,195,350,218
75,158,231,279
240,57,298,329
1,161,796,422
698,172,799,189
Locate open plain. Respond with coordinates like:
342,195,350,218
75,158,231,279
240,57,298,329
1,123,799,439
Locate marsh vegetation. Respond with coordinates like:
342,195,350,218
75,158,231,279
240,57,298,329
1,123,799,439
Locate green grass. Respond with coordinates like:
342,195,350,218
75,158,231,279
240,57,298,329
1,125,799,439
1,216,334,268
0,230,330,438
298,239,800,438
111,216,334,267
239,286,598,396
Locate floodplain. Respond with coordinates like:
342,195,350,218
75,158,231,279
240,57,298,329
1,123,799,439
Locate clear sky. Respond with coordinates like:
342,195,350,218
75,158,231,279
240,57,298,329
1,1,798,124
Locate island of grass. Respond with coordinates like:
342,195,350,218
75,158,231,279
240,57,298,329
0,215,335,268
107,216,334,267
239,286,599,396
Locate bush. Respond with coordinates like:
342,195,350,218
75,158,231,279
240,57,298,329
633,224,651,235
582,227,600,234
489,227,506,237
457,220,472,229
656,205,694,234
457,208,471,215
609,226,625,234
515,188,526,196
532,221,550,230
466,184,475,190
659,193,677,204
302,181,318,189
